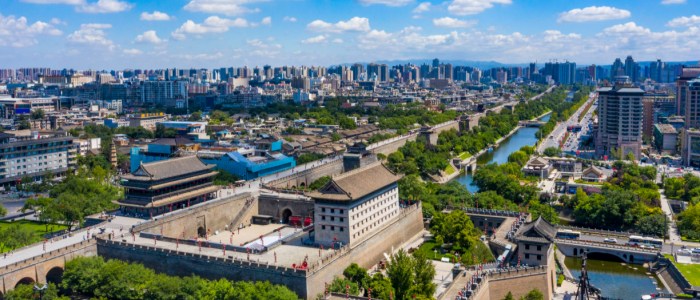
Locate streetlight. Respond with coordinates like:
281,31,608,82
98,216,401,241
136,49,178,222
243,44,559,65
33,284,47,299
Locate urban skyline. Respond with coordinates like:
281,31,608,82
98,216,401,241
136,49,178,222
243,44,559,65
1,0,699,68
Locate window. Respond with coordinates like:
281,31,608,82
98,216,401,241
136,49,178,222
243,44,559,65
331,208,335,213
537,255,542,261
525,244,530,250
537,245,541,251
322,225,326,230
340,227,344,232
322,208,326,213
330,226,335,231
330,216,335,221
322,216,326,221
525,254,530,259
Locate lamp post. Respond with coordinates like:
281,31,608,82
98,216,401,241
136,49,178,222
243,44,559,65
33,284,47,300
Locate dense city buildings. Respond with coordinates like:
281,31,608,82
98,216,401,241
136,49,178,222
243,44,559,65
0,131,76,188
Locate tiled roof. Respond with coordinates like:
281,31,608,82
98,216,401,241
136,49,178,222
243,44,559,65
307,162,401,202
121,156,214,181
515,216,557,243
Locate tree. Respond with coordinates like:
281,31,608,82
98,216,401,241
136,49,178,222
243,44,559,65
0,204,6,217
30,108,45,120
430,210,479,250
155,124,177,138
521,289,544,300
543,147,561,157
189,111,202,121
386,250,415,300
5,282,63,300
365,273,393,299
502,291,515,300
507,150,529,166
398,174,426,202
409,251,436,298
329,277,359,296
343,263,369,290
636,214,667,237
331,132,342,142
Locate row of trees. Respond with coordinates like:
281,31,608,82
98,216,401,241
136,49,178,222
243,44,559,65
430,210,495,265
569,162,666,236
664,173,700,204
330,250,436,300
5,256,299,300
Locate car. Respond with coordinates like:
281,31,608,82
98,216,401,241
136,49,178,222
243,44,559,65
603,238,617,243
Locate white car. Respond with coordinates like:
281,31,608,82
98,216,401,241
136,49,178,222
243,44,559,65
603,238,617,243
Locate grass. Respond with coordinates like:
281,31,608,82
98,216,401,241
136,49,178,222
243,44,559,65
458,152,472,160
0,220,69,253
414,239,495,264
444,164,456,175
664,254,700,286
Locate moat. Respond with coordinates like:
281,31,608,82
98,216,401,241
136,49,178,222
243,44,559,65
565,257,667,300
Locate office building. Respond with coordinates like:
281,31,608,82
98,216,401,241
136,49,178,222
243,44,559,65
129,112,168,130
595,81,644,159
0,131,76,188
653,124,678,154
141,80,188,108
677,67,700,118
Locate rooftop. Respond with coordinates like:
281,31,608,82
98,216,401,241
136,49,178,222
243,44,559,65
655,123,677,135
121,156,215,182
307,162,401,202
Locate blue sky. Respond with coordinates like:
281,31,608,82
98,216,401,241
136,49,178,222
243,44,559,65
1,0,699,69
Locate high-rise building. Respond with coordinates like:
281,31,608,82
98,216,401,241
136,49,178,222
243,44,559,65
595,80,644,159
350,63,364,81
611,58,625,78
432,58,440,68
141,80,188,108
444,64,453,81
624,56,639,82
684,77,700,129
676,66,700,117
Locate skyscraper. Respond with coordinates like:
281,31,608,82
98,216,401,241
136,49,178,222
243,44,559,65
676,66,700,117
624,56,639,82
350,63,364,81
595,79,644,159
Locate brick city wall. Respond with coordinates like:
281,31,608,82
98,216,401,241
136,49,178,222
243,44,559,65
133,193,255,238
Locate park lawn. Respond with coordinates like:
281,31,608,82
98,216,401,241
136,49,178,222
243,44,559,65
664,254,700,286
444,164,456,175
458,152,472,160
0,220,69,253
414,239,494,264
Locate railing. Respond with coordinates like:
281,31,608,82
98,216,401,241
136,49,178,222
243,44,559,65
1,239,96,274
461,207,526,218
557,225,642,238
554,239,659,253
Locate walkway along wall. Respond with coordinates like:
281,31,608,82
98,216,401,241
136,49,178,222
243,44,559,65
95,203,424,299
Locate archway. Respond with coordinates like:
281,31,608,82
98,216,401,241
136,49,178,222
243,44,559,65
586,252,626,263
15,277,34,288
197,226,206,238
282,209,293,224
46,267,64,285
573,248,578,256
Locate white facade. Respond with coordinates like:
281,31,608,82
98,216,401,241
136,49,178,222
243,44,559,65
314,184,399,247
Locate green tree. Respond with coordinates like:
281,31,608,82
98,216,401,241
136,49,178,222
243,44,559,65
398,174,426,202
0,204,6,217
329,277,359,296
365,273,394,299
343,263,369,290
189,111,202,121
409,251,436,298
5,282,63,300
543,147,562,157
30,108,46,120
502,291,515,300
386,250,415,300
520,289,544,300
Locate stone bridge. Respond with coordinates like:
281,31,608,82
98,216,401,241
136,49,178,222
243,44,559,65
0,240,97,296
555,239,659,263
518,120,547,127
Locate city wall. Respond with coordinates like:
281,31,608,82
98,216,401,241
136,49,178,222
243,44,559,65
265,160,344,189
257,193,314,222
132,193,255,238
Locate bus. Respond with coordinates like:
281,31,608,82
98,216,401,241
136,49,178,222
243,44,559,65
627,235,663,249
556,229,581,239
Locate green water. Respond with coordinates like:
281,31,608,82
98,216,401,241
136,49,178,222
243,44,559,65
565,257,667,300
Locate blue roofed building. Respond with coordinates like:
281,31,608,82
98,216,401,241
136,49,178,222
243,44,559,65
129,137,198,173
198,144,296,180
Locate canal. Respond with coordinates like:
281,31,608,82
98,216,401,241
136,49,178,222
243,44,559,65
565,257,667,299
453,113,551,193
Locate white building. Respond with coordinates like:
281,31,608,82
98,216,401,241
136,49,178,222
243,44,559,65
307,163,402,247
74,138,102,156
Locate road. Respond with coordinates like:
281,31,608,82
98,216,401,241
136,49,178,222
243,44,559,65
537,92,597,154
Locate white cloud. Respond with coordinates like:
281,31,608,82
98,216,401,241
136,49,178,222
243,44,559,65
171,16,249,40
123,48,142,55
183,0,267,16
662,0,686,4
412,2,431,13
542,30,581,42
261,16,272,25
22,0,132,13
302,35,327,44
140,11,171,21
241,38,282,57
21,0,84,4
433,17,476,28
283,16,297,22
600,22,651,35
448,0,511,16
558,6,631,23
174,51,224,60
332,38,344,44
77,0,132,13
307,17,370,33
135,30,165,44
0,14,63,47
358,0,413,6
667,15,700,27
67,23,115,50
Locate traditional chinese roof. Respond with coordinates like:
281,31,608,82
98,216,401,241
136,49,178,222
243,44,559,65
515,216,557,244
307,162,402,202
582,166,605,178
121,156,215,182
